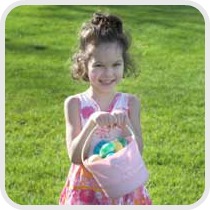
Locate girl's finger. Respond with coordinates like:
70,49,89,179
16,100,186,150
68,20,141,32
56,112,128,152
112,115,117,126
108,115,115,128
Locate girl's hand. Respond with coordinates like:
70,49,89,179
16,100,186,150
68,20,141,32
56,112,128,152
111,110,129,128
90,111,116,128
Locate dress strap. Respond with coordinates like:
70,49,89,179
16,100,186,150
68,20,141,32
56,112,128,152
111,93,129,112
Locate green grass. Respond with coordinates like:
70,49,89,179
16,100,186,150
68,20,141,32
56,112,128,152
5,5,205,205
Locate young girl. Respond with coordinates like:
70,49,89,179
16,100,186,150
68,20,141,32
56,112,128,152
59,12,152,205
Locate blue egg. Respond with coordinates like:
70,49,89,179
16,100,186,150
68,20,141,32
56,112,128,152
93,140,108,155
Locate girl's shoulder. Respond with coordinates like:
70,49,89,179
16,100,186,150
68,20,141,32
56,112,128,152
121,92,140,106
64,93,81,111
64,91,89,108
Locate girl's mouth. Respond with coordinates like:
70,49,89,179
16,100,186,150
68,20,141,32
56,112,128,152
99,79,116,85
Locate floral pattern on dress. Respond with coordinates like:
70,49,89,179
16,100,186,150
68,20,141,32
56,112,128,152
81,106,95,119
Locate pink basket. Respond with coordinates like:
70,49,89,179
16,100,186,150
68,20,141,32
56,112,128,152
81,125,149,198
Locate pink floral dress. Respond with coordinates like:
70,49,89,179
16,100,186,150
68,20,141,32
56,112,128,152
59,92,152,205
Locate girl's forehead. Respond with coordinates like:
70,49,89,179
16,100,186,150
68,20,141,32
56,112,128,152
86,42,123,60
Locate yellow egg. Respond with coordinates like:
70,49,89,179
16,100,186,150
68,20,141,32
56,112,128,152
88,154,102,163
113,140,124,152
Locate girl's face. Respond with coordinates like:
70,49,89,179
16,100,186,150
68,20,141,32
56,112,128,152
87,42,124,93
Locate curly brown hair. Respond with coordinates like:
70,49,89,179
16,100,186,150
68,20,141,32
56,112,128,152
71,12,135,81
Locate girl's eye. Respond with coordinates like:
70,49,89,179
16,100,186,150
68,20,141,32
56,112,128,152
113,63,121,67
94,64,103,68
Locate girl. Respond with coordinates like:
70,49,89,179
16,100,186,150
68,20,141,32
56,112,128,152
59,12,152,205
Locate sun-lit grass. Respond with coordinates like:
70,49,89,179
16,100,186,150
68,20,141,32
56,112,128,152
5,5,205,205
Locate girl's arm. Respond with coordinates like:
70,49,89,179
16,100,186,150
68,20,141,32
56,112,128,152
64,96,117,164
64,96,96,164
128,94,144,154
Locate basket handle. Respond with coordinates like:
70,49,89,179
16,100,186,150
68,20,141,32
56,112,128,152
81,124,135,165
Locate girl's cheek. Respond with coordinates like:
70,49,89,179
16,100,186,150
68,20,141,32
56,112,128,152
89,72,97,81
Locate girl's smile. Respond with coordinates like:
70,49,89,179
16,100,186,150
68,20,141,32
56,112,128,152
99,79,116,86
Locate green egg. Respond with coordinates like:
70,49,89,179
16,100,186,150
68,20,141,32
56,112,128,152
99,142,115,158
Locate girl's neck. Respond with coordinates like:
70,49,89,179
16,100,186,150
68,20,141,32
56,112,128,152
87,87,116,99
86,87,117,111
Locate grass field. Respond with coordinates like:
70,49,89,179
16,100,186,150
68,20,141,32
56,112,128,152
5,5,205,205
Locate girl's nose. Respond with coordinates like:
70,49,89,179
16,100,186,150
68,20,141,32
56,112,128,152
104,67,114,76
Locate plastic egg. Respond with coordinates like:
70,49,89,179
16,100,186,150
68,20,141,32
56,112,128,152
105,152,115,158
93,139,108,155
117,137,128,147
112,140,124,152
99,142,115,158
88,154,102,163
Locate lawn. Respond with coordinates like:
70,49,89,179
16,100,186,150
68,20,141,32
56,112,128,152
5,5,205,205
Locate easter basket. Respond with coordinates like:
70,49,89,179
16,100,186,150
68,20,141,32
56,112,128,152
81,125,149,199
